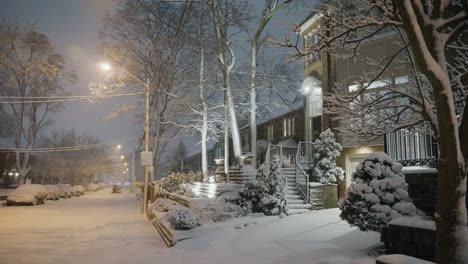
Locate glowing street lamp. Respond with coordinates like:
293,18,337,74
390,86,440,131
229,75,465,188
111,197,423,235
116,144,122,150
99,61,151,214
100,62,112,72
120,155,125,160
124,162,128,166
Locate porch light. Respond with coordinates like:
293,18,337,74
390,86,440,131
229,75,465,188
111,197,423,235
301,76,322,96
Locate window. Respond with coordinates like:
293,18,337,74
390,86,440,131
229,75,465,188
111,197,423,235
282,118,296,137
305,28,321,64
267,124,274,141
308,86,322,118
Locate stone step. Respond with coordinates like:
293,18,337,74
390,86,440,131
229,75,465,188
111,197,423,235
286,186,296,190
286,194,302,199
287,199,305,204
288,203,312,209
288,208,311,215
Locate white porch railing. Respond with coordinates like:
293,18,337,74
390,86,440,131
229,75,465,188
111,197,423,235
295,141,315,203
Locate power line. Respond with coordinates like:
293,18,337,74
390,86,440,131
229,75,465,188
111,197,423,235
0,137,138,153
0,92,145,104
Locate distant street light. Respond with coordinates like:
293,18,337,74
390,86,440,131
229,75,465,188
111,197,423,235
117,144,122,150
120,155,125,160
124,162,128,166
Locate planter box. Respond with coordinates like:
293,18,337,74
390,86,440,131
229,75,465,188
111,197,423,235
309,183,338,210
387,217,436,262
376,254,435,264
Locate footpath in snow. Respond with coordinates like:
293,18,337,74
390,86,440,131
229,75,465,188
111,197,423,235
0,190,380,264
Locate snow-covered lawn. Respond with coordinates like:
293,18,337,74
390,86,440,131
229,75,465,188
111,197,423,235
0,190,380,264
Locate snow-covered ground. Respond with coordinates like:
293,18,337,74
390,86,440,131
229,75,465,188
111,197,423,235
0,190,380,264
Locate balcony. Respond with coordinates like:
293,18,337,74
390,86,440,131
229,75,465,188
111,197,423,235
384,128,437,167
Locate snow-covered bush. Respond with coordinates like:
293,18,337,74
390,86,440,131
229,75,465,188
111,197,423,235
201,199,247,222
167,207,202,230
311,129,344,184
151,198,183,212
159,171,203,193
338,152,423,232
239,155,287,216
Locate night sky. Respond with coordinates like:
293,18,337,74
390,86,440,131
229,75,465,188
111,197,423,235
0,0,311,152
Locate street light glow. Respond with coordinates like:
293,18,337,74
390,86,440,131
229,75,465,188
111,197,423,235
117,144,122,149
100,62,112,72
124,162,128,166
120,155,124,160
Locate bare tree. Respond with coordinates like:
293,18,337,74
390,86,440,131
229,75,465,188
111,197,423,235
206,0,252,168
248,0,293,168
92,0,197,179
32,129,109,185
0,21,73,184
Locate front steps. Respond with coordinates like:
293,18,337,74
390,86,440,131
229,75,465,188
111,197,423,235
282,167,311,214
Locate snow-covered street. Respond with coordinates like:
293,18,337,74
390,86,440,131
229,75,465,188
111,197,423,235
0,190,161,264
0,190,380,264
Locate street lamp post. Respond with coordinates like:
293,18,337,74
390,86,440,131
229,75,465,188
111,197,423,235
100,62,151,214
142,78,150,214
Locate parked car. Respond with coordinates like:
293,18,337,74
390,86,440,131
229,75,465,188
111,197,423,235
70,186,81,197
44,185,60,200
112,185,122,193
87,183,99,192
57,184,72,198
98,183,105,190
6,184,48,206
74,185,85,195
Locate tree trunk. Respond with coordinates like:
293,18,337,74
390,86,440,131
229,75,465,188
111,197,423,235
224,112,229,176
250,42,257,168
226,72,243,167
200,45,208,179
209,0,243,167
395,2,467,263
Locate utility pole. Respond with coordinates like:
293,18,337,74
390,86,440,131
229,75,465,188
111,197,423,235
142,78,150,214
131,150,136,189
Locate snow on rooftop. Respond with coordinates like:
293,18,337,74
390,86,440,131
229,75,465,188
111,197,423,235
185,140,217,158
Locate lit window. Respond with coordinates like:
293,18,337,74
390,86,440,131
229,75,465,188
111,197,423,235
267,125,274,141
282,118,296,137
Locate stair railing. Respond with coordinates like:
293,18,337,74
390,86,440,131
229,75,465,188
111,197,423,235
295,141,315,204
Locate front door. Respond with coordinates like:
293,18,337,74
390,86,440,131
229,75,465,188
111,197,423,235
345,154,369,188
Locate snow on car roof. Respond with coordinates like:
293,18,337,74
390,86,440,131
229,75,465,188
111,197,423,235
13,184,47,193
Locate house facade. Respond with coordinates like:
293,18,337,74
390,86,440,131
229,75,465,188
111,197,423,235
184,107,305,171
298,9,440,190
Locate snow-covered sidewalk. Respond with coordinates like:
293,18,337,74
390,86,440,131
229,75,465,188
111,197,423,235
158,208,380,264
0,190,380,264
